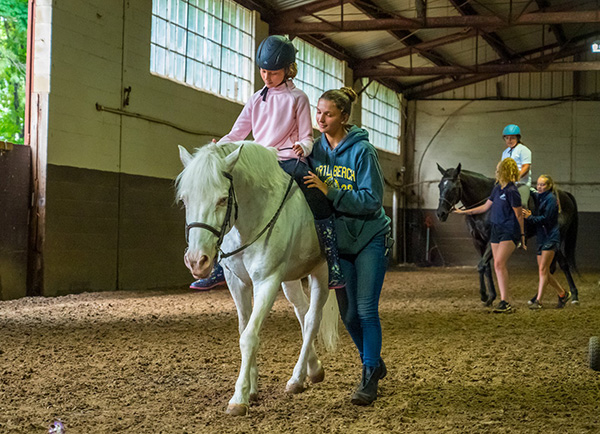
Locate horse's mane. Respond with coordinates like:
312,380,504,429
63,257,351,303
460,169,494,183
176,141,288,200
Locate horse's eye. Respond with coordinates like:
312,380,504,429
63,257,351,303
216,197,228,207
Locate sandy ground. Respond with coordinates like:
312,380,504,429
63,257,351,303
1,267,600,434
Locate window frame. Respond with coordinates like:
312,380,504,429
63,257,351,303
150,0,255,104
360,79,401,154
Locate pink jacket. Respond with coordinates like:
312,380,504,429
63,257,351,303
218,80,314,161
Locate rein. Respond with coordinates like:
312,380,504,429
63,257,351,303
185,154,299,261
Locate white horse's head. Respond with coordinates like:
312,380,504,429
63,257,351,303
176,143,243,278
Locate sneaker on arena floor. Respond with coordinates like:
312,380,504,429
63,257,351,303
493,300,514,314
529,300,543,310
527,295,538,306
189,263,226,291
556,290,572,309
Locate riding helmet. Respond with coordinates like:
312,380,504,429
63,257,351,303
502,124,521,136
256,35,296,71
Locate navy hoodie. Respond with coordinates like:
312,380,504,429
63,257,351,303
309,125,390,254
529,190,560,244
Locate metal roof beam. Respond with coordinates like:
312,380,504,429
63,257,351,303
356,61,600,77
270,11,600,33
405,43,589,98
274,0,353,26
356,29,478,69
351,0,455,68
447,0,512,60
535,0,568,45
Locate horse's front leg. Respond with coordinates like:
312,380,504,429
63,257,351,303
285,262,329,393
480,244,495,306
223,267,259,402
227,275,280,416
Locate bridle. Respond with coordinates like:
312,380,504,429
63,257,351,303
439,177,463,211
185,156,298,261
185,171,238,259
439,176,488,212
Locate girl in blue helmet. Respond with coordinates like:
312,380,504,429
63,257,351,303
191,35,345,291
501,124,532,207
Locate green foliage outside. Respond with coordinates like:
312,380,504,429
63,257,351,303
0,0,27,144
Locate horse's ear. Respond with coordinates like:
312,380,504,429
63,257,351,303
437,163,445,175
455,163,462,176
179,145,193,168
224,144,244,172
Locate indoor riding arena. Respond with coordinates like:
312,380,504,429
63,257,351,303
1,1,599,433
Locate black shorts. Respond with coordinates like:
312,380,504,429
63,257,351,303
490,224,519,246
537,239,559,255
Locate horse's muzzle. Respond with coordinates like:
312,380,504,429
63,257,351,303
184,252,213,278
436,209,449,222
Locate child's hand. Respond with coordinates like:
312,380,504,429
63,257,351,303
304,171,328,195
292,144,304,157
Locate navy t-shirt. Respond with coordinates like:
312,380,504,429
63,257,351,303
489,183,521,233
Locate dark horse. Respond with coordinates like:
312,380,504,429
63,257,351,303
436,163,579,306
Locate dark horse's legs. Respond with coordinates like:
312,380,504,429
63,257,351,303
553,252,579,303
477,244,496,306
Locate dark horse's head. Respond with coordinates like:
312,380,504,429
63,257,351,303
436,163,462,222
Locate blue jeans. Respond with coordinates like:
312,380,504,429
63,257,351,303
335,233,390,368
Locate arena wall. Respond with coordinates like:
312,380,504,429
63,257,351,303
40,1,272,294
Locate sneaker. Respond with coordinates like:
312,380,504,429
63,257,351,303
529,300,543,310
493,300,514,314
556,290,572,309
527,295,538,306
189,263,226,291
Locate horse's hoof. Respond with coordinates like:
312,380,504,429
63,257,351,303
309,366,325,384
483,298,494,307
249,393,259,402
285,382,306,394
225,403,249,416
571,299,580,305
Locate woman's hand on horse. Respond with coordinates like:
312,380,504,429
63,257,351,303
452,208,465,214
292,144,304,157
304,172,328,195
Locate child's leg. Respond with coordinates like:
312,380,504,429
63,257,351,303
279,160,344,288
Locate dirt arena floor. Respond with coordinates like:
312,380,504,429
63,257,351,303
1,267,600,433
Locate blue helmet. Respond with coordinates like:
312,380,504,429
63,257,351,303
502,124,521,136
256,35,296,71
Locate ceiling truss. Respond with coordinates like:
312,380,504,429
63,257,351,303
240,0,600,98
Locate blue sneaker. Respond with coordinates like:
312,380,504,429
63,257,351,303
190,263,226,291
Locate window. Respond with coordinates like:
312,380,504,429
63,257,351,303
150,0,254,103
292,38,345,127
360,79,401,154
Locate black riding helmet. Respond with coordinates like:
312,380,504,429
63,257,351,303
256,35,296,71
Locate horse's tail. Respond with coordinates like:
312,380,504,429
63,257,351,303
563,191,579,274
318,291,339,352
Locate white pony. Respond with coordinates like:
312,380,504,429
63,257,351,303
176,141,339,416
